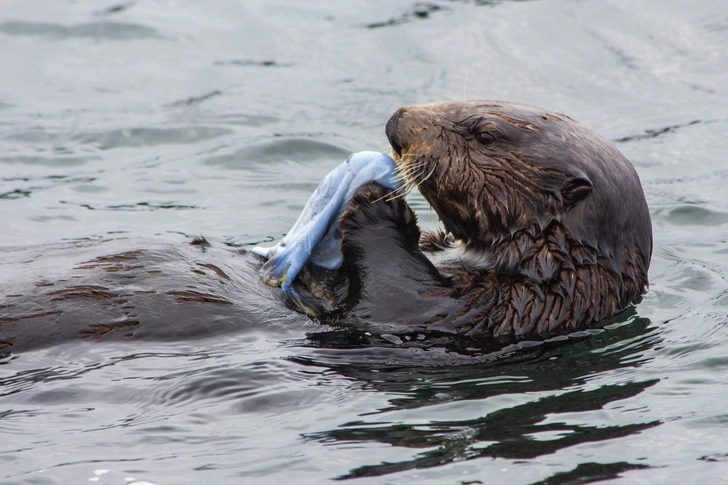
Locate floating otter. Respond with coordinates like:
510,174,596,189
330,101,652,338
0,100,651,354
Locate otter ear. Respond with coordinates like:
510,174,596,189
561,176,592,206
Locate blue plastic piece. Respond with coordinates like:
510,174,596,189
252,151,399,291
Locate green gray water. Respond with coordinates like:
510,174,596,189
2,0,728,483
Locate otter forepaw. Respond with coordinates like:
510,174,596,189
349,181,394,205
420,230,455,252
340,182,420,250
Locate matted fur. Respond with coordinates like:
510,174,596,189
334,100,652,339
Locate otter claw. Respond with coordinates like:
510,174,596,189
255,151,399,292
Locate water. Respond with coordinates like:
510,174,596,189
1,0,728,483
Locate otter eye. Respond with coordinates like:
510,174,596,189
476,131,496,146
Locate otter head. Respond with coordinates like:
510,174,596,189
385,100,652,284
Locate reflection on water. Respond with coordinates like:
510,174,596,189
321,378,659,480
297,317,661,480
2,0,728,483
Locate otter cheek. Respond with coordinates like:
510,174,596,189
448,201,475,241
425,196,470,242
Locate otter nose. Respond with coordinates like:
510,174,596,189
385,108,404,157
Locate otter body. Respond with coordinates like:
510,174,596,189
0,101,652,353
0,238,301,354
331,101,651,338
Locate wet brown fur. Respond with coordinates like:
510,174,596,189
339,100,652,338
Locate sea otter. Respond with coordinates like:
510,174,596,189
323,101,652,338
0,101,651,354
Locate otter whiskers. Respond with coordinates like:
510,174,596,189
384,154,427,202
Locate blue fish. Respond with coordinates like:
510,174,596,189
252,151,399,291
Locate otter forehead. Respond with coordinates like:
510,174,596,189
413,100,569,123
389,100,608,165
393,100,569,128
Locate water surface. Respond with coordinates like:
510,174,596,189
2,0,728,483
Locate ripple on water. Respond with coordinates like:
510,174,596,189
149,362,296,407
73,126,233,150
62,185,106,197
208,113,280,127
667,265,720,292
0,156,98,167
205,138,352,170
0,409,49,436
0,21,158,40
648,242,728,327
659,205,728,226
